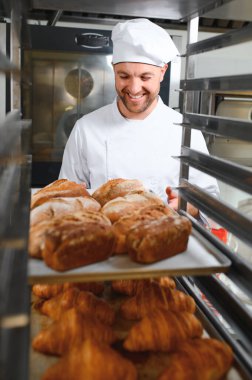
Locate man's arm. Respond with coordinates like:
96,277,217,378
166,186,199,218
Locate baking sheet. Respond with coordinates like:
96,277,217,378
29,284,245,380
28,228,231,284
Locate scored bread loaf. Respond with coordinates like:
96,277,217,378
101,191,164,223
29,210,112,259
30,196,101,226
31,179,89,209
92,178,146,206
112,204,176,254
126,215,192,263
42,219,114,271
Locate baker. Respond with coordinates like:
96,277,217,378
59,18,219,217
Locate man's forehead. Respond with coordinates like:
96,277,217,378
114,62,161,75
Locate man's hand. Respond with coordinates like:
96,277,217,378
166,186,199,218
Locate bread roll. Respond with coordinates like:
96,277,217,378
102,191,164,223
112,204,176,254
127,215,192,263
92,178,146,206
31,179,89,209
30,196,101,226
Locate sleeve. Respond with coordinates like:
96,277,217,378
58,120,91,187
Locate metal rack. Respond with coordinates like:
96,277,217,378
177,15,252,379
1,0,252,379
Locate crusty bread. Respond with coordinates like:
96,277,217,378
42,219,114,271
29,210,111,259
101,191,164,223
31,179,90,209
92,178,146,206
126,215,192,263
30,196,101,226
112,204,177,254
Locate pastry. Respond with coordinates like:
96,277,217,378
124,309,203,352
32,281,105,299
120,281,195,319
32,308,117,355
37,287,115,325
42,338,138,380
158,338,233,380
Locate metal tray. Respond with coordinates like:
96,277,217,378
29,283,244,380
28,228,231,284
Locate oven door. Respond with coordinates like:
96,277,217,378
22,25,115,187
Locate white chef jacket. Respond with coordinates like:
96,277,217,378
59,97,219,202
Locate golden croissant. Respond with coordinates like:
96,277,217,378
111,276,176,297
42,338,138,380
120,281,195,320
124,309,203,352
32,308,117,355
158,338,233,380
32,281,104,299
37,287,115,325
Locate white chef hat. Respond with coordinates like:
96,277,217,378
111,18,179,67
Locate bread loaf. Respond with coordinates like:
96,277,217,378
31,179,89,209
127,215,192,263
30,196,101,226
112,204,176,254
101,191,164,223
42,221,114,271
29,210,111,259
92,178,146,206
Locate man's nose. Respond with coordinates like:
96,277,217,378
127,78,142,94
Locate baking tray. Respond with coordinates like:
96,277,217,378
28,228,231,284
29,284,245,380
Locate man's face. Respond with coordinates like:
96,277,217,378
113,62,168,119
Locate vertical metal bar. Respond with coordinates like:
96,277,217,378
179,17,199,211
10,7,21,110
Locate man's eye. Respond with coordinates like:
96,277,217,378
141,76,151,81
119,75,128,79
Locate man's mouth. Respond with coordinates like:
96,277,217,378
127,93,144,100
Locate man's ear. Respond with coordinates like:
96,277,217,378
160,63,168,82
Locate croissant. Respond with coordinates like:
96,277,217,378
32,308,117,355
124,309,203,352
42,338,138,380
111,276,176,297
37,287,115,325
120,281,195,320
32,281,104,299
158,338,233,380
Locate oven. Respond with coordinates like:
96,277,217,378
22,24,176,187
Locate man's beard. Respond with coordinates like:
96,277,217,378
117,90,157,114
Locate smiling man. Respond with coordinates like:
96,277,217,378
59,18,219,214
